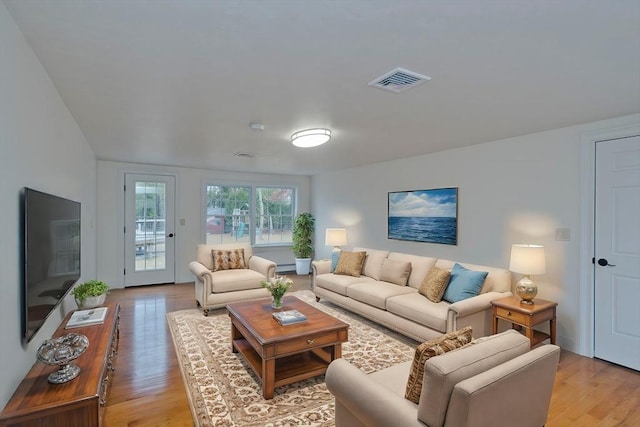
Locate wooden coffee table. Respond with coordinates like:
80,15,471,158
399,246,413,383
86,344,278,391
227,295,349,399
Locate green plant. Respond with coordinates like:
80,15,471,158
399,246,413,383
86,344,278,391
292,212,315,258
260,276,293,299
71,280,110,302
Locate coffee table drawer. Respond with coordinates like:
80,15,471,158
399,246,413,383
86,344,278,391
494,306,528,324
275,331,340,355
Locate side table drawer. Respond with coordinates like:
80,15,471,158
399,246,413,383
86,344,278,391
495,307,528,324
275,331,340,355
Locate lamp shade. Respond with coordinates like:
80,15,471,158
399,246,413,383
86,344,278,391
509,244,546,275
291,128,331,148
325,228,347,247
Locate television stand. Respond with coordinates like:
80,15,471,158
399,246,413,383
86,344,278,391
0,303,120,427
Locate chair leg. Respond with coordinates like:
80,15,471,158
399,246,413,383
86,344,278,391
203,308,209,317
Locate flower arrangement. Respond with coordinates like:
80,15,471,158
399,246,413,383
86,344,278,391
261,276,293,309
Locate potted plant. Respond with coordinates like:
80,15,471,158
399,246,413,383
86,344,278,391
71,280,110,310
292,212,315,275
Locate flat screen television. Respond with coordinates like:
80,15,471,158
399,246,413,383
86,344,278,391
22,187,81,343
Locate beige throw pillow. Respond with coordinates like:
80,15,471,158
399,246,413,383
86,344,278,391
379,259,412,286
405,326,473,404
334,251,367,277
419,266,451,303
212,249,246,272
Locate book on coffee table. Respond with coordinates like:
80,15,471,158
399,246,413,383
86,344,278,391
65,307,108,329
272,309,307,326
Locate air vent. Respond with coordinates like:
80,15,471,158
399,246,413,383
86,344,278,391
234,152,255,158
368,67,431,93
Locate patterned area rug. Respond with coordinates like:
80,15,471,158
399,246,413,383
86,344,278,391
166,290,417,426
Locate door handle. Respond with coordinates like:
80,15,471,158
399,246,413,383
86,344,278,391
167,233,175,238
597,258,616,267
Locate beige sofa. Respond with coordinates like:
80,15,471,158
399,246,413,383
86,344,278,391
312,247,512,341
326,329,560,427
189,243,276,315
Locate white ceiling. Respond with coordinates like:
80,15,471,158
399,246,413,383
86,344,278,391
5,0,640,175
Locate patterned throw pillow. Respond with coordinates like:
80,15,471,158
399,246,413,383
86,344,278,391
418,266,451,303
405,326,473,404
334,251,367,277
211,249,246,272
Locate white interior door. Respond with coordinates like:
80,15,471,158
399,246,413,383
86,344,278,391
124,174,176,286
594,136,640,370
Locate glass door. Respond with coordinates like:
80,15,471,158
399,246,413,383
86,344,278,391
124,174,176,286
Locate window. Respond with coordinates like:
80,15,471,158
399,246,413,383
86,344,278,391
255,187,294,245
204,184,295,246
205,185,251,244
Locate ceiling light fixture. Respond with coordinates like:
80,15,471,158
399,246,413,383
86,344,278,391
291,128,331,148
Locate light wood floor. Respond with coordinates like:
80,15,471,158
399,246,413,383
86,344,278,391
103,278,639,427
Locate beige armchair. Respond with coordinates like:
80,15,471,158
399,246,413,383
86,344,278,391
189,243,276,316
326,329,560,427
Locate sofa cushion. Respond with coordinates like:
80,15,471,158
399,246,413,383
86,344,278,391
386,293,449,332
419,266,451,303
315,273,376,296
442,263,488,303
209,268,265,292
212,248,246,272
369,361,414,397
355,247,389,280
380,259,412,286
418,329,530,427
347,282,416,310
388,253,437,289
334,251,367,277
405,327,473,404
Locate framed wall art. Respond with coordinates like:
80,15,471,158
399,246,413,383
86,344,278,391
388,187,458,245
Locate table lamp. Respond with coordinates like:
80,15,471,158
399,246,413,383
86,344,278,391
509,244,546,304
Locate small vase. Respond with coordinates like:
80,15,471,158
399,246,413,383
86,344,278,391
271,295,283,310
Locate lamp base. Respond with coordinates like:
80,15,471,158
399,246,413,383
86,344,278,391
516,276,537,305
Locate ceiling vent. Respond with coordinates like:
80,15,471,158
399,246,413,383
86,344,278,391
368,67,431,93
234,152,255,158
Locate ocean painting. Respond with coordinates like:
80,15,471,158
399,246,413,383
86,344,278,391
388,188,458,245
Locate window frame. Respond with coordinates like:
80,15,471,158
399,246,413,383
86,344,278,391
203,182,297,247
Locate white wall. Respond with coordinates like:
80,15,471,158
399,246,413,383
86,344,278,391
96,161,311,288
311,113,640,355
0,3,97,409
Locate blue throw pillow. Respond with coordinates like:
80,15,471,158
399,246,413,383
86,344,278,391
330,250,341,272
442,263,489,303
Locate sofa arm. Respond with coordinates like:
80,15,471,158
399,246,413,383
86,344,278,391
312,259,332,276
189,261,213,304
445,345,560,427
248,255,276,278
447,291,513,335
326,359,424,427
189,261,211,282
448,292,511,317
311,259,332,291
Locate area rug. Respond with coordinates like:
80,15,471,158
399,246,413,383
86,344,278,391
166,290,417,426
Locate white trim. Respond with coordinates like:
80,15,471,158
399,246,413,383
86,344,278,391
579,122,640,357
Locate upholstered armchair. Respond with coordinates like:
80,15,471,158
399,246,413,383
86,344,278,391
189,243,276,316
326,329,560,427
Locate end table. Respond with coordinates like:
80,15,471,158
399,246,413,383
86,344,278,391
491,296,557,346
